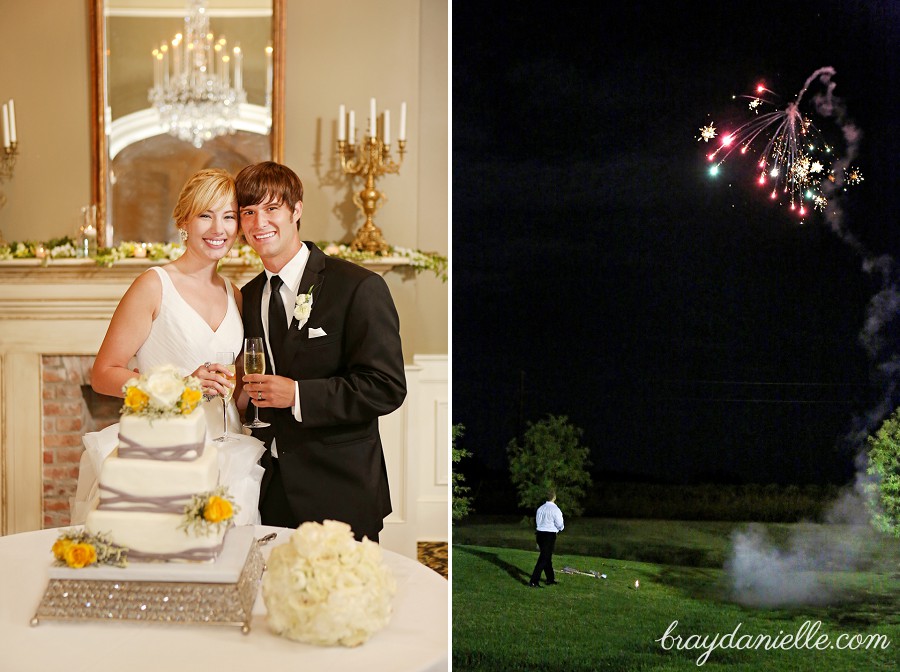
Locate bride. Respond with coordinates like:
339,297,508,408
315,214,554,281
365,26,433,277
71,168,265,526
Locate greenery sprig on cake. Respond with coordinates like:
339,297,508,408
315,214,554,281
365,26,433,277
121,365,203,419
179,486,238,536
51,529,128,568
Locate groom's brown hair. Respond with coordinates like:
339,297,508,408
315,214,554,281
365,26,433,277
235,161,304,228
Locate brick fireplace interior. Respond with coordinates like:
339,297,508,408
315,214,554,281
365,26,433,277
41,356,119,528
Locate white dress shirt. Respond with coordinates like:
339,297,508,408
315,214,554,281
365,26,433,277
261,243,309,456
535,500,564,533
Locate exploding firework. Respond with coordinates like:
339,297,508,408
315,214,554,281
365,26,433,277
699,67,862,217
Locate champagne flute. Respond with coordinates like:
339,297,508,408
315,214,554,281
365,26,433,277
242,337,270,429
213,351,237,442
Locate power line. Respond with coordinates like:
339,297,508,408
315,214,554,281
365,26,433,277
649,378,874,387
630,396,857,405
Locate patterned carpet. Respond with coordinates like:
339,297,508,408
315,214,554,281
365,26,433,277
417,541,448,579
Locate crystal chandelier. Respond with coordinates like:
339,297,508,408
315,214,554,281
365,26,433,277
148,0,246,148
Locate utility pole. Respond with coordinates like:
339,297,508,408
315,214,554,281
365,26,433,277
518,369,526,441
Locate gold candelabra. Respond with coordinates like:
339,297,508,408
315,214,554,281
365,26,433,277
337,134,407,253
0,142,17,209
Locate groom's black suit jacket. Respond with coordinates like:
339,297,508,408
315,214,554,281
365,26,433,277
241,241,406,541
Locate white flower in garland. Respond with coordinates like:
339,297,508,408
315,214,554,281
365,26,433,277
262,520,396,646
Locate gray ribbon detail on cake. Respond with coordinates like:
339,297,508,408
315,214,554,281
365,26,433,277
98,484,191,514
117,435,206,461
125,538,227,562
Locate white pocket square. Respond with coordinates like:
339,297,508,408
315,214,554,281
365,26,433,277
308,327,327,339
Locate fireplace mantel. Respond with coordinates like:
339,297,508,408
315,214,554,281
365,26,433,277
0,257,411,321
0,260,259,322
0,256,409,283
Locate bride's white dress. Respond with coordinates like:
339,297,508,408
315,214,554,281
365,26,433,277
70,266,266,526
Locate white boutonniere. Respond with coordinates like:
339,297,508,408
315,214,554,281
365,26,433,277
293,285,314,327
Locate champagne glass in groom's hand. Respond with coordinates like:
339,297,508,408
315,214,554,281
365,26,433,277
242,337,270,429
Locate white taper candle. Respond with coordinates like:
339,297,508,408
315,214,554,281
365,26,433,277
162,44,169,88
172,37,181,80
234,46,242,92
8,99,16,144
383,109,390,145
338,104,346,141
369,98,376,138
265,45,273,105
399,101,407,141
2,104,9,148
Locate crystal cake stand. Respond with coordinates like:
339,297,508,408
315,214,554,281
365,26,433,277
31,526,266,634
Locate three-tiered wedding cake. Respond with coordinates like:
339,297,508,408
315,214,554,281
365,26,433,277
82,366,236,562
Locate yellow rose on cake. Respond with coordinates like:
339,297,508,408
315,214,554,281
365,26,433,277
64,542,98,569
124,386,149,412
262,520,396,646
180,486,238,535
179,386,203,414
202,495,234,523
51,537,74,561
50,529,127,568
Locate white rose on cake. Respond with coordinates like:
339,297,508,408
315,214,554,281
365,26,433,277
262,520,396,646
142,365,186,407
121,365,203,418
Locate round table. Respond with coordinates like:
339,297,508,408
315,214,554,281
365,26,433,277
0,526,447,672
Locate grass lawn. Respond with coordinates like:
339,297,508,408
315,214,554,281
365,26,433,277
452,517,900,671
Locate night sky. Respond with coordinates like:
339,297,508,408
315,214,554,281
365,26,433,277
452,1,900,486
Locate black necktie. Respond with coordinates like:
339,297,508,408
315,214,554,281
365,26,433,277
268,275,288,370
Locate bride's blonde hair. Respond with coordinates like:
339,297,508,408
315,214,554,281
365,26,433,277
172,168,236,227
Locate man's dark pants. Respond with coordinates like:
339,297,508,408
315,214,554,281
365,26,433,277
529,531,557,585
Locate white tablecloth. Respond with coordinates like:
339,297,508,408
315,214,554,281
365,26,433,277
0,526,448,672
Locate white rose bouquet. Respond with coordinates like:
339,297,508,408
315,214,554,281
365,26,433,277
262,520,396,646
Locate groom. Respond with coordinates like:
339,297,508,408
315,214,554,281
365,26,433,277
236,161,406,542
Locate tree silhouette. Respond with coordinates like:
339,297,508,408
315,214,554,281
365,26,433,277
866,407,900,537
452,423,474,521
507,414,592,516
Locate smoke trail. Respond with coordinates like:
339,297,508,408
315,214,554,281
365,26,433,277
726,476,880,606
816,73,900,446
795,66,900,449
727,526,825,607
727,68,896,606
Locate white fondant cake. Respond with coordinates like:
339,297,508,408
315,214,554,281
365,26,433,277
119,407,206,448
85,510,225,559
93,442,218,510
85,407,230,562
119,410,207,451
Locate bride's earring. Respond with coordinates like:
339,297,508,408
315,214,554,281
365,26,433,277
179,228,188,242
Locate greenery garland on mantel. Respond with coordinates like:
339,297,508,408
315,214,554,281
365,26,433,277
0,236,447,281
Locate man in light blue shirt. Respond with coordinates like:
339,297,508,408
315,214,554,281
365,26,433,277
529,490,564,587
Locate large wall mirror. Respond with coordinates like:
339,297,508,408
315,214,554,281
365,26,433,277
90,0,285,247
